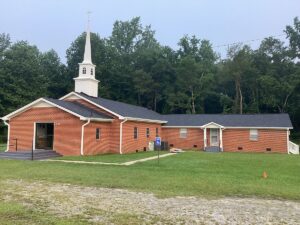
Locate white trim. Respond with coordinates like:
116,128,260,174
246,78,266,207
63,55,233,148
60,92,168,124
125,117,167,124
220,128,223,151
201,122,224,129
83,118,113,122
1,98,86,121
60,92,124,119
204,128,207,148
3,120,10,152
162,126,291,130
119,119,128,154
162,126,202,128
81,119,91,155
224,126,292,129
287,128,289,154
33,122,36,150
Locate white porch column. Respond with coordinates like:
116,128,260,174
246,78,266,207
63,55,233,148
220,128,223,151
204,128,207,149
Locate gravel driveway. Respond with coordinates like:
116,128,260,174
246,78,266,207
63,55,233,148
2,180,300,224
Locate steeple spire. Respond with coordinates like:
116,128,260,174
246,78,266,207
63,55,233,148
82,11,92,64
74,11,99,97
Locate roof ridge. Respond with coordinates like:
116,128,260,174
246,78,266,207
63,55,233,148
78,92,161,114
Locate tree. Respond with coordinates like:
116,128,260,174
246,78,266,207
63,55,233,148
0,41,47,116
285,17,300,59
40,50,68,98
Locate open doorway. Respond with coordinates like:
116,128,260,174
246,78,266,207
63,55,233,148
35,123,54,150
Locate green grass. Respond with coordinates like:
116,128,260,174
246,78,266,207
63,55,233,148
0,152,299,200
0,202,86,225
58,151,168,163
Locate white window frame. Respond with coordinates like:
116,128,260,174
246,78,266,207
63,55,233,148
179,128,187,138
96,128,101,140
250,129,258,141
134,127,138,139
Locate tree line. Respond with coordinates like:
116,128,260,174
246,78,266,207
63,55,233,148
0,17,299,132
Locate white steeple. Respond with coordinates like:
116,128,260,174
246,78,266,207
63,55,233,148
82,25,92,64
74,13,99,97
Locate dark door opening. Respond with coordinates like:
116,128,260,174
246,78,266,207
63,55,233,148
35,123,54,150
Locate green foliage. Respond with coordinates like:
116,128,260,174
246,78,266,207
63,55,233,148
1,17,300,130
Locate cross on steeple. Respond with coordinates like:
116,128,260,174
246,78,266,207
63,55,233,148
87,11,92,30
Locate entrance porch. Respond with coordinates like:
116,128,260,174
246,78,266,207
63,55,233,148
202,122,224,152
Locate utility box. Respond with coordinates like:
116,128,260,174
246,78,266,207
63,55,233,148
148,141,154,151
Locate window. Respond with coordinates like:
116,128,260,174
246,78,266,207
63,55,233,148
134,127,138,139
250,129,258,141
156,128,159,137
82,67,86,74
146,128,150,138
90,68,93,75
96,128,101,140
180,128,187,138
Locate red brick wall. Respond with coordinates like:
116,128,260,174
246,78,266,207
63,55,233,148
222,129,288,153
83,121,111,155
9,107,83,155
121,121,161,154
161,127,288,153
161,128,203,150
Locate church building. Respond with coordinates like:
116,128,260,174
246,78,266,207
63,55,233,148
1,28,296,155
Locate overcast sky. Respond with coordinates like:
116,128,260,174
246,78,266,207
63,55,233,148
0,0,299,63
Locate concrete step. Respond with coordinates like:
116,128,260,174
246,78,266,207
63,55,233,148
205,146,221,152
0,150,62,160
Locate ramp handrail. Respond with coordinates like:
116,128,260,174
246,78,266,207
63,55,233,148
289,141,299,154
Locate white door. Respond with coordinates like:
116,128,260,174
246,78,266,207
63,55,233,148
210,128,219,146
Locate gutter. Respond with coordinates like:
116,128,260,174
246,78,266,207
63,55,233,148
80,119,91,155
119,118,128,154
3,120,10,152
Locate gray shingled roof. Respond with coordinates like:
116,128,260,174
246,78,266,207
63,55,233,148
67,93,293,128
45,98,112,119
161,114,293,128
77,93,164,121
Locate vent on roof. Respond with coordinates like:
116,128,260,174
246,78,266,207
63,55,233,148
238,146,243,150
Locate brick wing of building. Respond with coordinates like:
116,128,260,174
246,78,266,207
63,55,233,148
1,28,296,155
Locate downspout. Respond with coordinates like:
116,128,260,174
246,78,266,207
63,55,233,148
81,119,91,156
119,118,128,154
3,120,10,152
287,128,290,154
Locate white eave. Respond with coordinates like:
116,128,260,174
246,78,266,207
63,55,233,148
60,92,124,119
60,92,167,124
0,98,111,122
125,117,167,124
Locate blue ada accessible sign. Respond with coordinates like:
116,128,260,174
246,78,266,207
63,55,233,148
155,137,161,146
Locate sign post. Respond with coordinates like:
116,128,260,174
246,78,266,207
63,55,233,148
155,137,161,164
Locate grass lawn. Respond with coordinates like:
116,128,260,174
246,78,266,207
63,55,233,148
58,150,169,163
0,202,86,225
0,152,299,200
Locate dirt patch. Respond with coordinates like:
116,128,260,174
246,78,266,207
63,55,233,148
1,179,300,224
